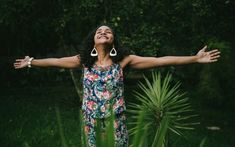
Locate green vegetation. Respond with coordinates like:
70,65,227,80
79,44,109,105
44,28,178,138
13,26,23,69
0,0,234,146
1,81,235,146
0,86,81,147
1,0,234,109
129,72,198,146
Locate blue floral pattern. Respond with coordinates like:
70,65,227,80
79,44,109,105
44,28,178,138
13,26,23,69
82,63,128,147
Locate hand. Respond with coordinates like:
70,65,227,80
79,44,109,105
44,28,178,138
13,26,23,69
196,45,220,63
14,56,30,69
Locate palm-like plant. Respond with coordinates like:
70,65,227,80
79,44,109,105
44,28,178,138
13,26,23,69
128,72,199,147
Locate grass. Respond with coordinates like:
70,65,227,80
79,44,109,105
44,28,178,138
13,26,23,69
0,86,80,147
0,83,234,147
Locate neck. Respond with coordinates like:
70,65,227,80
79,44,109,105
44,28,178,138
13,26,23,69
96,45,112,66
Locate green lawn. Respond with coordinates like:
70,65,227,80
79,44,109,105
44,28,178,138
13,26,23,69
0,84,234,147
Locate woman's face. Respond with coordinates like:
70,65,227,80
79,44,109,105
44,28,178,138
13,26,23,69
94,26,114,46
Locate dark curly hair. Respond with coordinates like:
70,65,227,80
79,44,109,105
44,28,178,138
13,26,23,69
79,25,130,69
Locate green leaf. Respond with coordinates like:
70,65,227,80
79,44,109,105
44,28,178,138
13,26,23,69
128,72,199,146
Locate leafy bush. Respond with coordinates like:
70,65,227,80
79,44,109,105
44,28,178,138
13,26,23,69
197,39,235,107
128,72,198,146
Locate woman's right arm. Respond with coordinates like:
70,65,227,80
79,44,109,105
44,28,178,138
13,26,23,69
14,55,81,69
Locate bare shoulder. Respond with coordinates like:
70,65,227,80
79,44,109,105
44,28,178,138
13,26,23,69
119,55,137,69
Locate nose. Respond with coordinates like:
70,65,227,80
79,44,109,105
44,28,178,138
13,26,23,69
100,31,106,35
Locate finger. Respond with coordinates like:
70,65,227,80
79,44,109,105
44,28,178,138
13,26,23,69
201,45,207,51
208,49,219,54
14,64,19,68
14,64,23,69
211,52,220,57
14,62,21,65
210,59,218,62
210,55,220,60
16,59,24,62
14,63,21,66
14,61,21,64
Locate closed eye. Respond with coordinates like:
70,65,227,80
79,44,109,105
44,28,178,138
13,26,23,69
106,31,112,34
96,28,113,34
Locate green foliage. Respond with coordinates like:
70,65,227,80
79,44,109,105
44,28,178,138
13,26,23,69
1,0,235,95
80,111,88,147
96,112,115,147
130,110,170,147
153,116,170,147
128,72,198,146
1,0,234,55
199,137,207,147
197,39,234,107
77,72,198,147
78,98,170,147
80,110,116,147
55,106,68,147
1,85,235,146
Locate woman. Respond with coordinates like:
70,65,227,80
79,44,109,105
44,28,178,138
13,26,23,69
14,25,220,147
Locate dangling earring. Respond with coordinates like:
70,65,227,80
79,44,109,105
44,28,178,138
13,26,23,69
90,47,98,56
110,46,117,56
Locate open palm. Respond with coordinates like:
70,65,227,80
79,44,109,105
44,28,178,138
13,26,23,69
196,46,220,63
14,56,30,69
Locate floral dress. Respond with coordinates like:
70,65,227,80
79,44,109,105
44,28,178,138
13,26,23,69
82,63,128,147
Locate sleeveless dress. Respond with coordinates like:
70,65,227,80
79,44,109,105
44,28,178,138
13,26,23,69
82,63,128,147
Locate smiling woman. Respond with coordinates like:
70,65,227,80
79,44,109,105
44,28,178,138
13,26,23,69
13,25,220,147
79,25,130,70
94,26,117,56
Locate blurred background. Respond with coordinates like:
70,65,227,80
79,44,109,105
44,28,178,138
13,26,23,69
0,0,235,146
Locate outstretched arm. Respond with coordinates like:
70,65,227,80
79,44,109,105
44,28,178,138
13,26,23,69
121,46,220,69
14,55,81,69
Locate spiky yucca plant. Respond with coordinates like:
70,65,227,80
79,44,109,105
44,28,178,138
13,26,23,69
128,72,199,147
55,72,202,147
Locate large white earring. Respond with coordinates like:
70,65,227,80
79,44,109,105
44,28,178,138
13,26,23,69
110,47,117,56
90,47,98,56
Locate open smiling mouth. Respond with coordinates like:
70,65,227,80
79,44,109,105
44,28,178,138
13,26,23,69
98,36,108,39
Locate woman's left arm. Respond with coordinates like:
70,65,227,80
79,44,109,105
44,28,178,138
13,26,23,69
122,46,220,69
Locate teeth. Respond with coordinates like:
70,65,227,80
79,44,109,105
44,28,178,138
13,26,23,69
99,36,108,39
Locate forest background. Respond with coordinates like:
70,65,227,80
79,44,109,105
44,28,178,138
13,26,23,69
0,0,235,146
